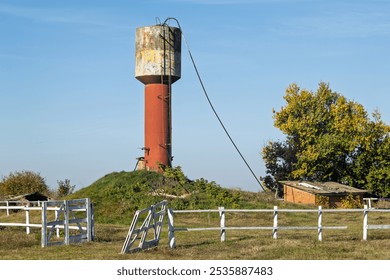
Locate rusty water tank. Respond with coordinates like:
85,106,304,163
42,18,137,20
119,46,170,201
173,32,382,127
135,25,181,85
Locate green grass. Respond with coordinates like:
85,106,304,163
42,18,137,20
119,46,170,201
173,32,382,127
1,215,390,260
1,170,390,259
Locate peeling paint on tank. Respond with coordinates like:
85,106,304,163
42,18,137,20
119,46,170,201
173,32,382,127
135,25,181,84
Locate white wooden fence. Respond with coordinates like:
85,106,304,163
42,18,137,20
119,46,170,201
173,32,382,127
167,205,390,248
0,198,94,247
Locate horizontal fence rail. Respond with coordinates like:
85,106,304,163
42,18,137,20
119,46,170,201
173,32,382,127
168,205,390,248
0,205,88,233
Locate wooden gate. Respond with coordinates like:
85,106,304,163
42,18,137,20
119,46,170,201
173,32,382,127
121,201,167,254
41,198,94,247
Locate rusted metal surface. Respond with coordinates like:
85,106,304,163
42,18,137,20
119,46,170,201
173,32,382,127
135,25,181,85
144,83,171,171
135,24,181,171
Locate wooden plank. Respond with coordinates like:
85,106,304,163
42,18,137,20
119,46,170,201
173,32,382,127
174,227,221,232
173,226,346,232
366,209,390,213
41,202,47,248
25,209,30,234
168,208,176,249
64,200,70,245
0,222,41,227
322,226,348,229
273,206,278,239
68,218,87,224
278,226,318,230
47,220,65,226
67,205,87,211
225,226,274,230
175,209,220,213
86,198,92,242
47,241,65,247
223,209,275,213
69,234,88,243
368,225,390,230
66,198,88,204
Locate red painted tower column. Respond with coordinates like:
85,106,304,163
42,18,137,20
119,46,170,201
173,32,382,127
135,24,181,172
144,83,171,171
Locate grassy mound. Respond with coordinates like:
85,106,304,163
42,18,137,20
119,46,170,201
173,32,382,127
67,167,277,224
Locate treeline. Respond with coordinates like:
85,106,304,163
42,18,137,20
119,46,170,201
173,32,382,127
0,170,75,199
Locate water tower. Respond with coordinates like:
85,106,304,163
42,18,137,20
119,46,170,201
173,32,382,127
135,24,181,172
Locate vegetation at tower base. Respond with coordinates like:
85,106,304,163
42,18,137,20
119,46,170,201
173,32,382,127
67,166,270,224
262,82,390,197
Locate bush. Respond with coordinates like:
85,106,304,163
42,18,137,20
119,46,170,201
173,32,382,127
340,194,363,209
374,199,390,209
55,179,75,199
0,171,50,196
316,195,330,208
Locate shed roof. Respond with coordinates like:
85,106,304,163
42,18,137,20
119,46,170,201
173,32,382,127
280,181,367,196
6,192,49,201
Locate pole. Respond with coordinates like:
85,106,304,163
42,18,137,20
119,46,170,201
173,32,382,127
25,208,30,234
318,206,322,241
363,205,368,241
86,198,92,242
64,200,70,245
168,208,176,249
6,201,9,216
41,202,47,247
55,209,60,238
273,206,278,239
219,207,226,242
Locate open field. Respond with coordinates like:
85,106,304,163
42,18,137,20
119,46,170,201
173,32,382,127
1,210,390,260
1,171,389,259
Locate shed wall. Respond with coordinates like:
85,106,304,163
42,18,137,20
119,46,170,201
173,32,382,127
284,185,316,205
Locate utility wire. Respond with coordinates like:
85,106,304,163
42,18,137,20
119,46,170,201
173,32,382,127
162,18,265,191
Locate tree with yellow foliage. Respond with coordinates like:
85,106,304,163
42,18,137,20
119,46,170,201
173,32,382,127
262,82,390,197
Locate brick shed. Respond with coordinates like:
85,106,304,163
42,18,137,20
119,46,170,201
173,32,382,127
280,181,367,208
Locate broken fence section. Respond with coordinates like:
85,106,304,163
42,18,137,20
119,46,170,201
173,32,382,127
121,200,167,254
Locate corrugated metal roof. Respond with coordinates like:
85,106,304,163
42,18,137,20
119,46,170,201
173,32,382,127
280,181,367,195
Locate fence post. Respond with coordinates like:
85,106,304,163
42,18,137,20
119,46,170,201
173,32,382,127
86,198,92,242
55,208,60,238
41,202,47,247
6,201,9,216
168,208,176,249
318,206,322,241
219,207,226,242
25,208,30,234
90,201,95,241
363,205,368,241
273,206,278,239
64,200,70,245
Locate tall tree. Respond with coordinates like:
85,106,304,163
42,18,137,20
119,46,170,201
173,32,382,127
262,82,390,197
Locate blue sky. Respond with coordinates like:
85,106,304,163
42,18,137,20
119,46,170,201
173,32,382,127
1,0,389,192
